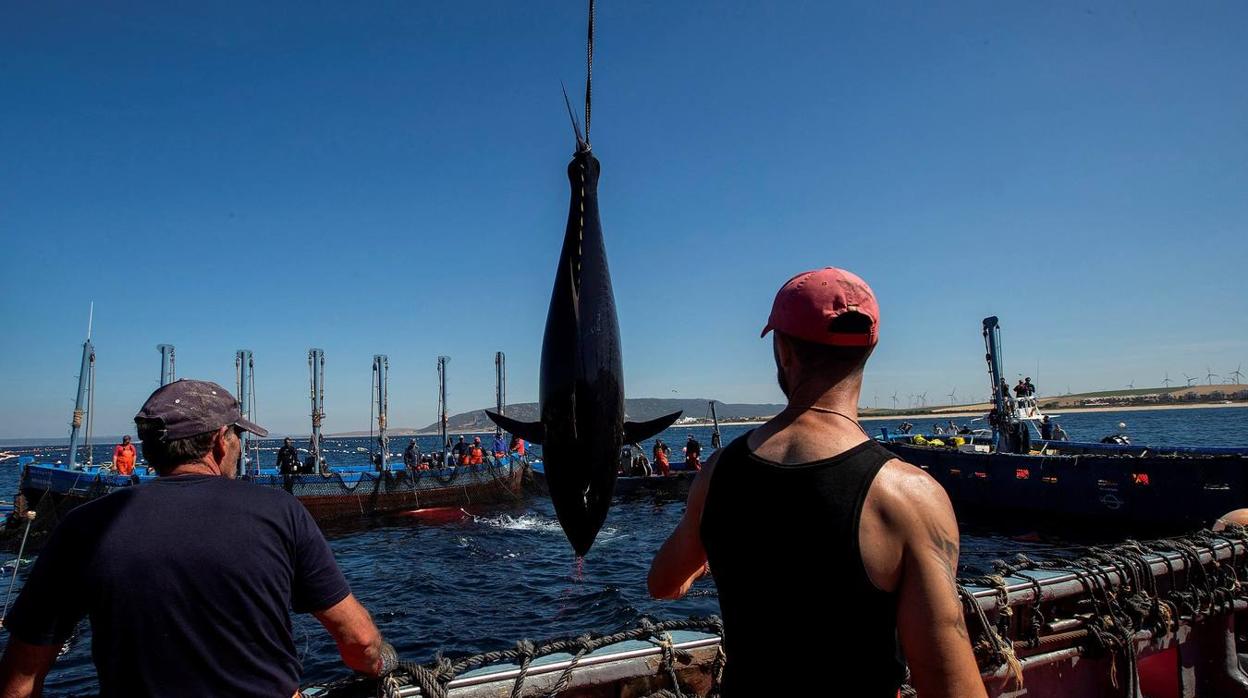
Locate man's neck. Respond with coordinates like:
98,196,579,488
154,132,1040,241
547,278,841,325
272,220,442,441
166,460,223,477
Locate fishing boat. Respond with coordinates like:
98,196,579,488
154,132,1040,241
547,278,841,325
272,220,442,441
878,317,1248,535
3,336,527,550
304,527,1248,697
524,402,720,500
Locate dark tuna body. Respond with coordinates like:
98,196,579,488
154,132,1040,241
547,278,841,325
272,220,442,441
539,150,623,556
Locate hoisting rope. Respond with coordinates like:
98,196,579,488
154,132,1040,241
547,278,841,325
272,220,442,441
0,511,37,627
583,0,594,146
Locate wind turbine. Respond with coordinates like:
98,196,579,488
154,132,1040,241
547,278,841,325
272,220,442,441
1183,373,1198,387
891,392,899,410
1161,372,1172,389
907,394,915,409
948,387,957,406
918,391,928,408
1206,366,1219,385
1127,380,1134,390
1229,364,1244,385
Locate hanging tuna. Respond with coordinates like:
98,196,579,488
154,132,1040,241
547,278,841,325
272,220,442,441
487,3,680,556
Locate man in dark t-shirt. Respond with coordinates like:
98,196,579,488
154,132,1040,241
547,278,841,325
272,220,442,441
685,435,702,470
277,436,301,474
0,380,393,697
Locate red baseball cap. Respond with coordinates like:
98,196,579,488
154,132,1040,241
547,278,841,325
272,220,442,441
760,267,880,347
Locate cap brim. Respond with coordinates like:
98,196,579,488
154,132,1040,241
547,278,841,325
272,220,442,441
233,417,269,438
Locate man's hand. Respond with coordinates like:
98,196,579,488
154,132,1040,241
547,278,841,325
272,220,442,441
313,594,385,676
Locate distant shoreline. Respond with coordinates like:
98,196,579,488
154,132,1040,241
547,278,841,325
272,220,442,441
2,402,1243,448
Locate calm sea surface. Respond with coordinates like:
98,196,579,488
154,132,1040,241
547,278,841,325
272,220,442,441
1,406,1245,696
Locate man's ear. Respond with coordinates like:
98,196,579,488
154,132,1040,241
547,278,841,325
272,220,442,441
212,425,231,461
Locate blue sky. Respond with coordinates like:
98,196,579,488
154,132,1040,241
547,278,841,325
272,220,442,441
2,1,1245,438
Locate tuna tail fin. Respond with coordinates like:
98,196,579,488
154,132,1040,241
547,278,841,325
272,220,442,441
623,411,683,444
486,411,546,445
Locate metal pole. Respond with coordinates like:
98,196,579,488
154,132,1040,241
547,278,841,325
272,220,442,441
982,316,1011,451
236,350,253,476
438,356,449,466
309,348,325,473
373,354,389,468
158,344,176,387
85,355,95,467
495,352,505,417
68,305,94,470
710,401,721,450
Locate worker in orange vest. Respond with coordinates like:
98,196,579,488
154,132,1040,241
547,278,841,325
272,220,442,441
468,437,485,466
113,435,137,476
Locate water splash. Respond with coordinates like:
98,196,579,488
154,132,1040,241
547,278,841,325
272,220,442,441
473,513,564,534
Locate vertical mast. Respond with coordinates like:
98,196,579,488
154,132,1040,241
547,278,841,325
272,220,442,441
157,344,176,386
235,350,253,476
68,304,95,470
494,352,506,417
373,354,389,468
308,348,326,473
710,400,721,450
437,356,449,466
982,316,1012,451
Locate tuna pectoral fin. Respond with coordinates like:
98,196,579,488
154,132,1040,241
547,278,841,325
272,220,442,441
485,411,547,445
623,411,683,444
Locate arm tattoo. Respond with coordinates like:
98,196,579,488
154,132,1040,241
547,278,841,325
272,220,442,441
928,522,971,641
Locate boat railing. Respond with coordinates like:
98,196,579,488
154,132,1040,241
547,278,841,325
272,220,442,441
303,528,1248,697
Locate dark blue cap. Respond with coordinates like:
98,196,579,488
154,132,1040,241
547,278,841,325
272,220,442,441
135,379,269,441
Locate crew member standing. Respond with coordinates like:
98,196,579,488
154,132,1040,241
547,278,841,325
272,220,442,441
648,268,986,697
276,437,300,475
684,435,702,471
653,439,671,476
112,435,137,476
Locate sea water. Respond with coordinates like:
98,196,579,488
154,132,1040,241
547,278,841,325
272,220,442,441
0,406,1244,694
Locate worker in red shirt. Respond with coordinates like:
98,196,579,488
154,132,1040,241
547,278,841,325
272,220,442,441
113,435,137,476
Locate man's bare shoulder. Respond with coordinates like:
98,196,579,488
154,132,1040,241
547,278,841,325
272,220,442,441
869,458,955,529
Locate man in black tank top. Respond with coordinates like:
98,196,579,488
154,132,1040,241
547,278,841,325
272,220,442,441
648,268,986,697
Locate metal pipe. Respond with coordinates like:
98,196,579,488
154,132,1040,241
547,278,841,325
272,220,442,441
85,353,95,467
437,356,449,466
373,355,389,468
157,344,176,387
309,348,326,473
235,350,253,476
982,316,1008,451
494,352,505,418
67,306,95,470
710,401,722,449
